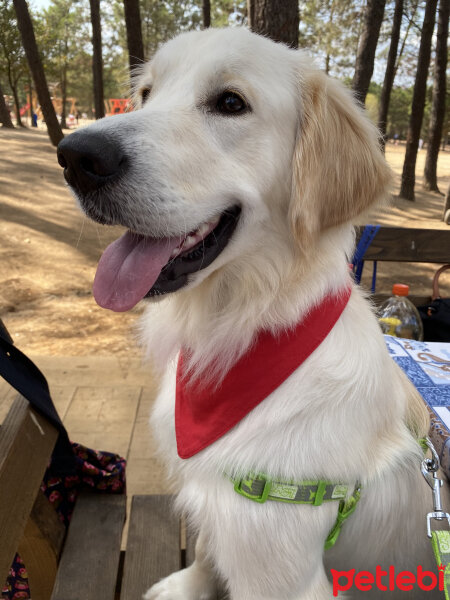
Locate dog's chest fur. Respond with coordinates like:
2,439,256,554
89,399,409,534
149,289,441,598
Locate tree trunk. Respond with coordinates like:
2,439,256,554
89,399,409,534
7,62,24,127
123,0,145,72
203,0,211,28
399,0,438,201
12,0,63,145
0,81,14,128
60,63,67,129
352,0,386,105
423,0,449,192
28,74,33,125
11,82,24,127
248,0,299,49
378,0,403,148
89,0,104,119
247,0,255,29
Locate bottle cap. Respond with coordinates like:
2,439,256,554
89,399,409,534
392,283,409,296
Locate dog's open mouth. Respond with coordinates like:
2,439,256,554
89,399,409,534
93,205,241,311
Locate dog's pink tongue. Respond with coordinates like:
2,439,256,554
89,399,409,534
93,231,182,312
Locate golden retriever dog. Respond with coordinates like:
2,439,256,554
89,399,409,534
57,28,445,600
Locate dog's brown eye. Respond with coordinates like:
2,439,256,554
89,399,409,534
141,88,151,104
216,91,248,115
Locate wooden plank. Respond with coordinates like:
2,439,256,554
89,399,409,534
0,396,58,585
48,385,76,421
0,385,16,424
356,227,450,263
63,385,141,458
18,491,66,600
18,521,58,600
30,356,157,387
18,492,66,600
30,490,66,557
51,493,126,600
120,495,181,600
185,522,197,568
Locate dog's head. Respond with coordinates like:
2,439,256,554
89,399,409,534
57,28,391,313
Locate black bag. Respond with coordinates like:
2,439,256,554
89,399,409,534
418,264,450,342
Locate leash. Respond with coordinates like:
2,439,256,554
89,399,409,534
422,437,450,598
228,472,361,551
352,224,380,293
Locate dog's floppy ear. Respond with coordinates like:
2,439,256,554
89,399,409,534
290,68,392,246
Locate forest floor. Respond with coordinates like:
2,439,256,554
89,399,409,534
0,126,449,357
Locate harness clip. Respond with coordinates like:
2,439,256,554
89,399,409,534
421,437,450,538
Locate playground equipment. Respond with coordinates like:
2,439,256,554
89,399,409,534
11,91,132,124
19,103,30,116
34,97,78,121
105,98,131,115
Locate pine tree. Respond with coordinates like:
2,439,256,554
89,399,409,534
0,80,14,128
12,0,63,145
89,0,104,119
123,0,144,73
378,0,403,148
352,0,386,104
399,0,438,200
424,0,449,192
0,0,28,126
203,0,211,27
248,0,299,48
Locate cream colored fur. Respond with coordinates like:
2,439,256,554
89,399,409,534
82,28,442,599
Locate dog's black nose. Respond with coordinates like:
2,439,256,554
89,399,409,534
57,130,126,195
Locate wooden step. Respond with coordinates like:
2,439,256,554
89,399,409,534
50,493,126,600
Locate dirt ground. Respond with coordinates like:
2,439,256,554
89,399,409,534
0,126,449,357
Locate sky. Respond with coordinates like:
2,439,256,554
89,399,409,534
31,0,51,8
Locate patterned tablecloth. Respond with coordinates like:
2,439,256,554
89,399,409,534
385,336,450,478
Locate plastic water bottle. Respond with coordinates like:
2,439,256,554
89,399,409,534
377,284,424,341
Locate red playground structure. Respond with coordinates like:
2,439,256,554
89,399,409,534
105,99,131,115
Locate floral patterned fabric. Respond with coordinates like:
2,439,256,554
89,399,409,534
2,442,126,600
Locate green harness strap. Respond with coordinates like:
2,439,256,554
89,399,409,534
431,531,450,599
229,438,430,552
230,474,361,551
422,437,450,600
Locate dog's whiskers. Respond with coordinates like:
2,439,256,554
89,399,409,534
76,216,86,250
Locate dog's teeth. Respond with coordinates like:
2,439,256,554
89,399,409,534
171,217,220,259
197,223,210,237
183,235,195,250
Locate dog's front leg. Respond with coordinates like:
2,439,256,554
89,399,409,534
226,561,333,600
143,529,219,600
212,498,339,600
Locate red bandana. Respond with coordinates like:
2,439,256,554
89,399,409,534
175,287,352,458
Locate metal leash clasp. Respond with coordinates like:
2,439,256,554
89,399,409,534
421,437,450,538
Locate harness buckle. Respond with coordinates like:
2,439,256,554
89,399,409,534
234,476,272,503
426,512,450,539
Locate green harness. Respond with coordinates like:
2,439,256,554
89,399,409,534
229,474,361,551
228,437,448,564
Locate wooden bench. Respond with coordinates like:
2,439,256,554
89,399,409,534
355,226,450,306
0,395,200,600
